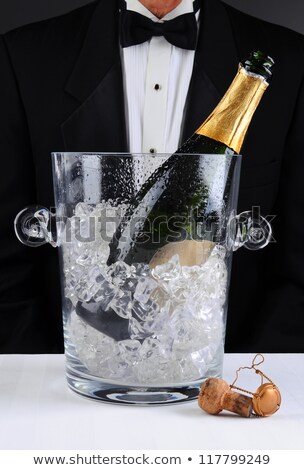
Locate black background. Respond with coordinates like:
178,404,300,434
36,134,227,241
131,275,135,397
0,0,303,35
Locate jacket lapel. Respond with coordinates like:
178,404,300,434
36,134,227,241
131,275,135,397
61,0,128,152
182,0,240,141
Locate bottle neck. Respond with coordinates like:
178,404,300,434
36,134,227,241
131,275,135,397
195,66,269,153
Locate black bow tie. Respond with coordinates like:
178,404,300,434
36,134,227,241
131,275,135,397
120,3,199,50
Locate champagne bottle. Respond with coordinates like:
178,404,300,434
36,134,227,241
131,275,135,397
75,51,274,341
107,51,274,267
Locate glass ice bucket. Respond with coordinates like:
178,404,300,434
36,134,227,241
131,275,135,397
15,153,271,405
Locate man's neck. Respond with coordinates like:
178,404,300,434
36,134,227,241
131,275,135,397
138,0,182,18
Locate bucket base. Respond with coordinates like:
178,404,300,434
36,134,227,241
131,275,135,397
66,367,205,405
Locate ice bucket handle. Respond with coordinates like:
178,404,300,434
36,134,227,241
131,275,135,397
231,209,272,251
15,206,272,252
14,205,58,248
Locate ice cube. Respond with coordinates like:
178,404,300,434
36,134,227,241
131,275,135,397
132,263,151,277
118,339,141,366
109,290,133,319
128,317,152,340
134,276,158,304
132,299,159,322
109,260,135,280
151,254,181,281
75,202,95,217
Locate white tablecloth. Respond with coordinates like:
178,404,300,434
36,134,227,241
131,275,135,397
0,354,303,450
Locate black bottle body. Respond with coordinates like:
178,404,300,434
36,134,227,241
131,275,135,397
107,135,235,266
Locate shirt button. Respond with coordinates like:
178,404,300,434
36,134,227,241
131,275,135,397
154,84,161,91
149,148,156,154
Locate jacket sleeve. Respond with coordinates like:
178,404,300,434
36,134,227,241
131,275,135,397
256,74,304,351
0,35,43,352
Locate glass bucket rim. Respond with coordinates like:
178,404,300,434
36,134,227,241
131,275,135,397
51,151,242,159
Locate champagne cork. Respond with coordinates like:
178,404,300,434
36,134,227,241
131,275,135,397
198,377,253,417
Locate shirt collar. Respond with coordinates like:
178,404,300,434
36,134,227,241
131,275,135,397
125,0,197,22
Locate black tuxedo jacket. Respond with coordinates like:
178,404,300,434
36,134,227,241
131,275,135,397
1,0,304,353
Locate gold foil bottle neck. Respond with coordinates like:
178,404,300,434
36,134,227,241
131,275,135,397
196,66,269,154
